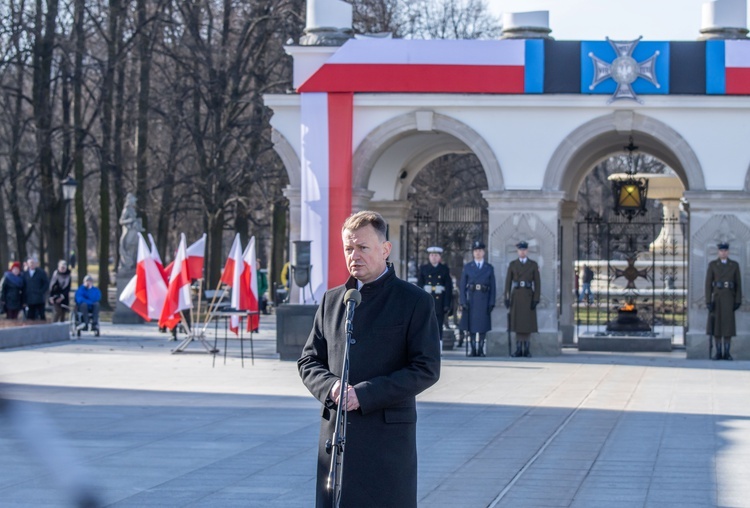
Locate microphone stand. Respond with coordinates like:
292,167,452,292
326,299,356,507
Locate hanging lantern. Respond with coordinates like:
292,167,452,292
611,136,649,221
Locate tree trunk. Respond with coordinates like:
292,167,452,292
99,0,122,310
270,199,288,302
33,0,62,269
73,0,88,284
135,0,152,231
206,209,225,288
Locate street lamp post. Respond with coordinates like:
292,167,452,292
61,175,77,266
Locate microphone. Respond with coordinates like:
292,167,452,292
343,289,361,324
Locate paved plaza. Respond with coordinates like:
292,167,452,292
1,316,750,507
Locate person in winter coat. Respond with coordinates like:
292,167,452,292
75,275,101,331
298,211,440,508
505,241,541,358
706,242,742,360
417,246,453,333
1,261,24,319
459,240,496,357
22,257,49,320
49,260,72,322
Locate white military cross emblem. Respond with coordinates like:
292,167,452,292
588,37,660,104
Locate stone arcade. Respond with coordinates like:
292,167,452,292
265,0,750,359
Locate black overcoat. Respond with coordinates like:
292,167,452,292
458,261,496,333
22,269,49,306
1,272,24,311
417,262,452,330
298,267,441,508
705,258,742,337
504,259,541,334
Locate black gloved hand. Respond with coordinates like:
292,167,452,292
531,301,538,310
504,299,510,309
444,307,450,315
461,303,469,311
708,302,715,312
734,302,741,311
488,306,494,314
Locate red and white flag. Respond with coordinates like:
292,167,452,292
240,236,260,332
186,234,206,280
220,234,243,334
119,235,168,321
159,234,192,329
148,233,168,284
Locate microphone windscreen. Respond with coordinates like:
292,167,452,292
343,288,362,308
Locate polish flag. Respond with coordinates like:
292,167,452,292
186,234,206,280
220,234,244,334
158,234,192,329
240,236,260,332
148,233,168,284
119,235,168,321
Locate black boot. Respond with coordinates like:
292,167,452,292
469,336,477,357
478,334,486,357
724,341,733,361
713,338,723,360
511,341,523,357
523,341,531,358
457,331,464,348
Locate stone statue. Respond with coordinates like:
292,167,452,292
118,193,143,272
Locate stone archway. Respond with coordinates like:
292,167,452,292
544,111,704,198
546,111,703,345
351,111,503,277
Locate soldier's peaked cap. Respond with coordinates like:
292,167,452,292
516,241,529,249
718,242,730,250
472,240,485,250
426,246,443,254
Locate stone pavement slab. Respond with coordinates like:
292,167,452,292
1,317,749,507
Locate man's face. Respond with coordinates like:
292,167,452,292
429,253,441,265
517,248,528,259
342,224,391,284
472,248,484,262
58,261,67,272
719,248,729,260
85,279,93,288
27,259,37,270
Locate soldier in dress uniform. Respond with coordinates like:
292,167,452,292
706,242,742,360
505,241,540,358
459,240,496,357
417,246,453,334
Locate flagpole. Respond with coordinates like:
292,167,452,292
202,278,227,330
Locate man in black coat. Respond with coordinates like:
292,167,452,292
459,240,496,357
23,257,49,320
298,211,441,508
417,246,452,333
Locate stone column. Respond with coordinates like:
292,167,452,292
559,200,577,344
684,190,750,359
483,190,565,357
369,200,411,279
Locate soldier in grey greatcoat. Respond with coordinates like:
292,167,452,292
459,240,496,357
505,241,540,358
706,242,742,360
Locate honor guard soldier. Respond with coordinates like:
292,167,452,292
417,246,453,334
505,241,540,358
706,242,742,360
459,240,496,357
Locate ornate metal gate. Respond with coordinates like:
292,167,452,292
575,213,689,345
402,207,487,284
